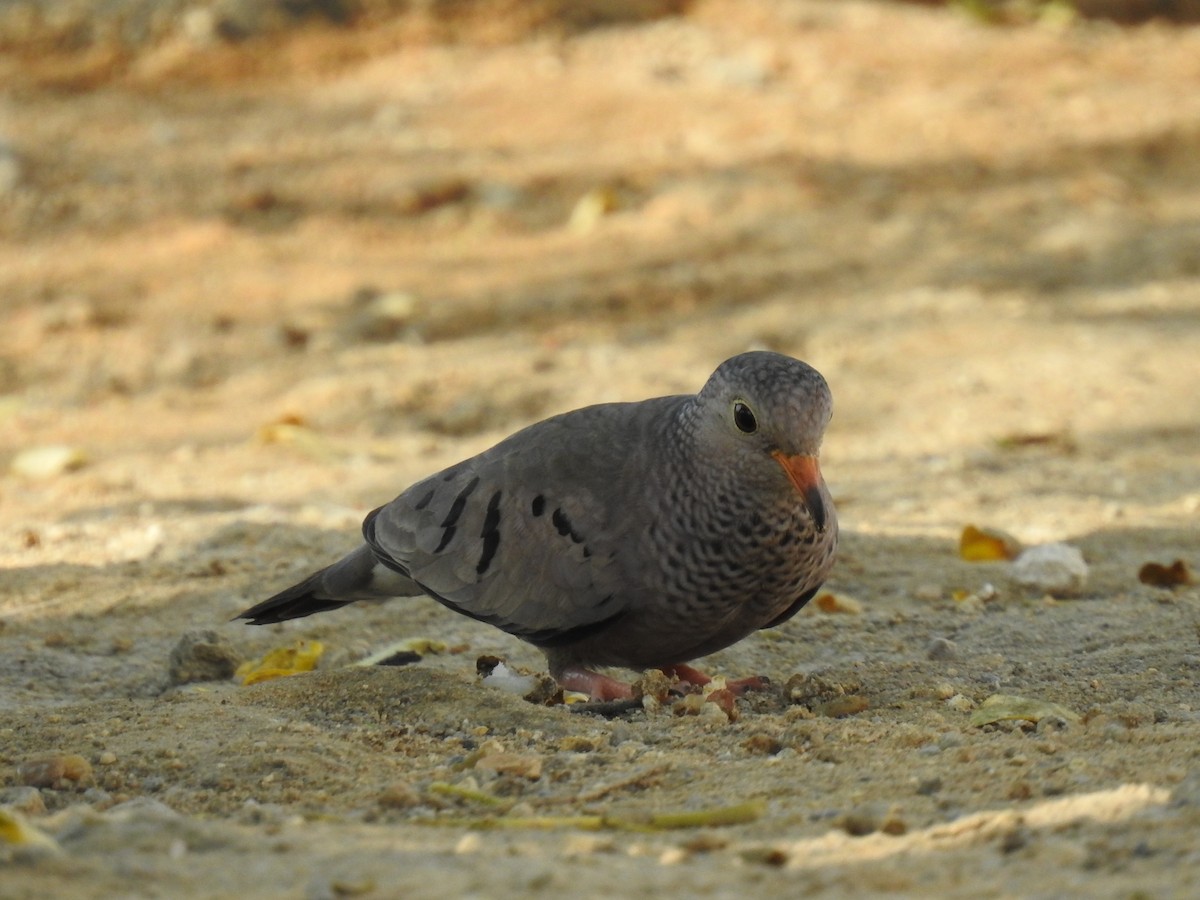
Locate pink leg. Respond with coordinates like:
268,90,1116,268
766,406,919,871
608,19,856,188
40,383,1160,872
660,663,712,687
724,675,770,695
557,666,635,701
660,664,769,696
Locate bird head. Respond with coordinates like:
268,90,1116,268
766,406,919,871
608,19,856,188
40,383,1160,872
694,351,833,533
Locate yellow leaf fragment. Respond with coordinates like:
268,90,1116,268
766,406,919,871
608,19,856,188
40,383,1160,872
959,524,1022,562
1138,559,1193,589
428,781,511,808
9,445,88,479
255,421,343,463
568,186,620,233
814,592,864,615
0,808,63,856
237,640,324,685
970,693,1081,728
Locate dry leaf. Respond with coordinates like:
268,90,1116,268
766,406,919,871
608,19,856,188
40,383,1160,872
1138,559,1193,588
969,693,1080,728
959,524,1022,562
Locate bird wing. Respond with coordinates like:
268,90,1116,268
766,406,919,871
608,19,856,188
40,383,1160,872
363,400,677,646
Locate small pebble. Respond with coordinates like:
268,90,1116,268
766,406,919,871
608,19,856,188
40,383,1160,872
926,637,958,661
915,777,942,796
743,733,784,755
18,753,93,790
473,752,543,780
936,731,964,749
1000,826,1030,853
167,629,241,684
83,787,114,809
837,803,886,836
455,833,483,855
945,693,976,713
0,786,46,815
377,783,420,809
342,289,421,343
880,809,908,835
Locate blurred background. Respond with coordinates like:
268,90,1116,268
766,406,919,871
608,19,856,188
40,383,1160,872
3,0,1197,560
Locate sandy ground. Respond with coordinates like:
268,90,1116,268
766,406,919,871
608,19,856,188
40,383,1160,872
2,1,1200,897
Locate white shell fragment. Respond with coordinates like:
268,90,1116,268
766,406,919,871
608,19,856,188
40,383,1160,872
1011,543,1089,597
481,661,538,696
9,445,87,479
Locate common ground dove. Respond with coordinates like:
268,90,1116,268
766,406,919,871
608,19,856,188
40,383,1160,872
237,351,838,700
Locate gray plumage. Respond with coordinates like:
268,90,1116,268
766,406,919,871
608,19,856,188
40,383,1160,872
237,351,837,697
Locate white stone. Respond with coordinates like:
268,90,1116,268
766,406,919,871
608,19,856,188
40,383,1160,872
1011,543,1089,597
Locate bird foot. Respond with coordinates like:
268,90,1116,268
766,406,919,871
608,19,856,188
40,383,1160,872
659,664,769,697
556,666,635,701
556,664,770,704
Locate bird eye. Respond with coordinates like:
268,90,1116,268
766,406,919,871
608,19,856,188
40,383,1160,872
732,401,757,434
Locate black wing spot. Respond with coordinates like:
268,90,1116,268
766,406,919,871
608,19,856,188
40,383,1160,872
440,476,480,529
414,488,436,511
531,494,546,517
476,491,502,576
434,526,456,553
552,508,585,544
552,508,571,536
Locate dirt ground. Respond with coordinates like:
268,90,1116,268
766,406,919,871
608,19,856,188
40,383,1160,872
2,1,1199,897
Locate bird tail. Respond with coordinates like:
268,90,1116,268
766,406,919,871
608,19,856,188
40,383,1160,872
235,544,411,625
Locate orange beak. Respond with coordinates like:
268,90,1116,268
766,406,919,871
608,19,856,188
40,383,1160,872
771,450,828,533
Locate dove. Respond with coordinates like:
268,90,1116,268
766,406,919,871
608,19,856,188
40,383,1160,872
236,351,837,701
